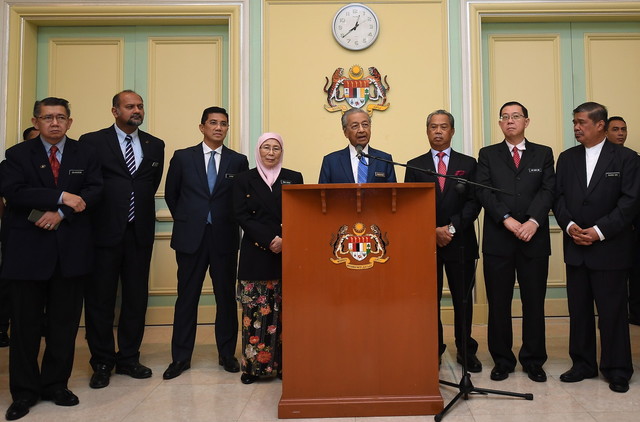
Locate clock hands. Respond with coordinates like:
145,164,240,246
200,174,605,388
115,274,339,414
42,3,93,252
341,15,360,38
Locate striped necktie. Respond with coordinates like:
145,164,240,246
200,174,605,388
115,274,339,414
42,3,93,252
357,156,367,183
125,135,136,222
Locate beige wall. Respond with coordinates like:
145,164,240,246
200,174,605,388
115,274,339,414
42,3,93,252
264,0,448,183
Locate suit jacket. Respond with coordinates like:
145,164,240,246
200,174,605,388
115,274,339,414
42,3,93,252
79,125,164,247
476,139,555,258
165,144,249,255
318,146,396,183
234,168,304,280
0,137,102,280
554,140,640,270
405,149,480,261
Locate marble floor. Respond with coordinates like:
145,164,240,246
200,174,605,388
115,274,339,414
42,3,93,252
0,317,639,422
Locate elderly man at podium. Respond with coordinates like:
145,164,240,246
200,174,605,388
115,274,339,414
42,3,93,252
318,108,396,184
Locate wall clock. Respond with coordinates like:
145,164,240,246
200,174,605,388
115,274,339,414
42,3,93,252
332,3,380,51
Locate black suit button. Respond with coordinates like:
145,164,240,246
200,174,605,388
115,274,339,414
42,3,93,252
516,177,521,181
583,201,588,206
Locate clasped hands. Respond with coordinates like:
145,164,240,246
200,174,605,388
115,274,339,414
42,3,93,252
568,224,599,246
34,192,86,231
504,217,538,242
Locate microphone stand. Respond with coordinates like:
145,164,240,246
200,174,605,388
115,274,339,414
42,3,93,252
360,151,533,421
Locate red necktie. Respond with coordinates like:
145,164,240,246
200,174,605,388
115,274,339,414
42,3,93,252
49,145,60,185
437,151,446,191
512,147,520,168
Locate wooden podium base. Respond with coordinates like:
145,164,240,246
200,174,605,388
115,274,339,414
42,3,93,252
279,394,443,419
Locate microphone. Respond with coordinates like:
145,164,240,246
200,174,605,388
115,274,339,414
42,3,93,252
355,144,364,159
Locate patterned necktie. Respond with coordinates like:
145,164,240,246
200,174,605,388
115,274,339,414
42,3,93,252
207,151,217,224
49,145,60,185
357,156,367,183
125,135,136,222
437,151,446,191
512,146,521,168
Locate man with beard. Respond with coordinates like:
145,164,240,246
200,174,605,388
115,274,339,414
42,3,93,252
79,90,165,389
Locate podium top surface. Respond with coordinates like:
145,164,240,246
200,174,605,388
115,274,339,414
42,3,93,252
282,182,435,191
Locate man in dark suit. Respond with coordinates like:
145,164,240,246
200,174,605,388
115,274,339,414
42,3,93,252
318,108,396,183
476,101,555,383
554,102,639,393
79,90,165,388
405,110,482,372
1,97,102,420
162,106,249,379
605,116,640,326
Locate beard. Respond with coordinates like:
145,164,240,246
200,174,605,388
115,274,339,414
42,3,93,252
127,115,144,126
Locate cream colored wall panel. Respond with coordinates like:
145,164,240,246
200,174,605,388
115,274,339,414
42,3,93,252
488,35,563,156
48,38,123,139
548,226,565,288
147,36,222,192
149,234,213,296
264,1,447,183
585,34,640,152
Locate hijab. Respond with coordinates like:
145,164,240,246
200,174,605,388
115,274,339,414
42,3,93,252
256,132,284,190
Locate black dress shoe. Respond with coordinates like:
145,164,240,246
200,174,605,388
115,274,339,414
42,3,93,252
523,364,547,382
608,376,629,393
115,362,152,379
629,316,640,326
456,353,482,373
41,388,79,406
0,331,9,348
559,367,598,383
5,398,35,421
490,365,513,381
219,356,240,373
240,373,258,384
163,361,191,380
89,364,111,389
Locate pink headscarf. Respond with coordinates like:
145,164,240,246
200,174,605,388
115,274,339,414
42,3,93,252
256,132,284,190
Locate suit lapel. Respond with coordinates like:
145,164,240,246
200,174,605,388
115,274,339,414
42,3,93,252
501,141,519,173
214,146,231,194
190,145,209,194
517,139,534,174
57,139,75,187
587,142,614,194
340,147,355,183
251,170,280,217
106,127,130,175
569,145,588,195
30,139,56,187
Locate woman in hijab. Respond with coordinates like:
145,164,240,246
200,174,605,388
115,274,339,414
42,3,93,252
233,132,303,384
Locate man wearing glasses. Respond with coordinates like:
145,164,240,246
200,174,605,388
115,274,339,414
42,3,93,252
1,97,102,420
162,106,248,379
475,101,555,383
318,108,396,183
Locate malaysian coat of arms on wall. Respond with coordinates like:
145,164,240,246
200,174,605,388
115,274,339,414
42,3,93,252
323,65,390,115
330,222,390,270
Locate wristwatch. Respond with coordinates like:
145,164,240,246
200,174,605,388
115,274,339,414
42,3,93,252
448,223,456,235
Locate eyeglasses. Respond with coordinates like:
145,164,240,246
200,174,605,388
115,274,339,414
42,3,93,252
206,120,229,127
260,145,282,153
38,114,68,123
499,113,526,122
348,122,370,131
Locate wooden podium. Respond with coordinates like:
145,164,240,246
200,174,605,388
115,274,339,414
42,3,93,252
278,183,443,419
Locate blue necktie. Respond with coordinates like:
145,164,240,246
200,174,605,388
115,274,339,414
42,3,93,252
124,135,136,222
357,156,367,183
207,151,217,223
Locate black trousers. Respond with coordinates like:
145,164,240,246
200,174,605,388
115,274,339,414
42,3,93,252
483,252,548,370
436,256,478,357
9,273,84,401
566,264,633,380
85,223,153,369
171,225,238,362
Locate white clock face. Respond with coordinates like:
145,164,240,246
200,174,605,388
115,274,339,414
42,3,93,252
332,3,379,51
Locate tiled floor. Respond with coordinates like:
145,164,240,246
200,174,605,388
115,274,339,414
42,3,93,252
0,318,639,421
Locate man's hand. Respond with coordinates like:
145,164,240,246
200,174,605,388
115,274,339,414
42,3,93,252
35,211,62,231
435,226,453,248
503,216,522,234
571,225,599,246
62,192,86,213
515,220,538,242
270,236,283,254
